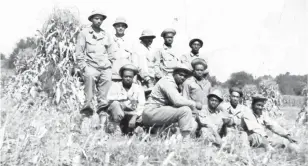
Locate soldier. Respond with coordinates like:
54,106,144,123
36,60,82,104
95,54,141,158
182,58,211,106
241,94,298,151
105,64,145,134
180,38,208,71
153,28,181,81
196,89,231,146
132,29,156,89
75,10,113,119
142,65,203,139
220,87,250,129
110,17,133,81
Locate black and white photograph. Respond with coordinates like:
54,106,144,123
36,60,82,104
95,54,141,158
0,0,307,165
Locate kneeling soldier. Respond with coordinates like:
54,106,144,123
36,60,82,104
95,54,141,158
142,65,202,139
105,64,145,134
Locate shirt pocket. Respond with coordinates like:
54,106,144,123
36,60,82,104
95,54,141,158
161,53,177,67
86,38,98,53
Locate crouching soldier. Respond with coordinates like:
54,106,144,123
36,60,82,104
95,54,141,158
219,87,250,137
105,64,145,135
241,94,299,151
142,65,203,139
196,89,229,147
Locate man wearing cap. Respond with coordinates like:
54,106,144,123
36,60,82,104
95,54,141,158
180,38,208,71
196,89,230,146
241,94,298,151
142,65,203,139
153,28,181,81
219,87,250,132
182,58,211,105
105,64,145,134
132,29,156,89
110,17,133,81
76,9,113,119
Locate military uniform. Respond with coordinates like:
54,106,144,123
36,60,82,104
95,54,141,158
110,17,133,80
142,73,197,134
76,18,113,113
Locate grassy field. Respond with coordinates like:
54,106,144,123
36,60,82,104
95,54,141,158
0,90,307,166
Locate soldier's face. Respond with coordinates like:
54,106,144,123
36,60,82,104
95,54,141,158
252,101,265,116
191,41,202,52
91,15,104,27
163,33,174,45
141,37,154,47
122,70,134,86
230,92,240,107
193,64,205,79
173,71,188,85
114,23,127,35
208,96,221,109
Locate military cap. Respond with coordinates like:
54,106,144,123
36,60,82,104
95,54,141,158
173,64,192,75
139,29,156,40
113,17,128,28
252,94,267,102
119,64,138,77
229,87,243,97
207,89,224,102
88,9,107,21
189,38,203,48
191,58,207,69
161,28,176,37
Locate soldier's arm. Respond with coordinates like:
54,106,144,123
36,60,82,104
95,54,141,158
153,49,163,79
106,34,116,64
134,86,146,116
182,80,191,100
263,117,289,138
161,80,196,109
75,30,87,70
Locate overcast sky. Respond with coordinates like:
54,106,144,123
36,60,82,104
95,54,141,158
0,0,307,81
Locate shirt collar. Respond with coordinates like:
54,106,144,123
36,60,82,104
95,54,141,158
114,35,125,42
163,44,172,50
190,51,199,57
141,41,151,50
88,26,104,34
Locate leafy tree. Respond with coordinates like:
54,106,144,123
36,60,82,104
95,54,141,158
275,73,307,95
207,74,220,87
7,37,37,68
0,53,6,60
224,71,255,88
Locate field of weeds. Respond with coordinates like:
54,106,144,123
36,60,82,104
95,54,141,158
0,92,307,166
1,7,307,166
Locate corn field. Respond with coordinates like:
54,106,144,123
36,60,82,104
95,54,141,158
1,8,308,166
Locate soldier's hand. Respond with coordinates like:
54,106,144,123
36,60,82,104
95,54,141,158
222,117,234,126
146,78,154,88
129,115,138,128
195,102,203,110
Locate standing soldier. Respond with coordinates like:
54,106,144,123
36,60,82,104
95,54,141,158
181,38,208,74
76,10,113,119
110,17,133,81
182,58,211,106
132,29,156,89
153,28,181,82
